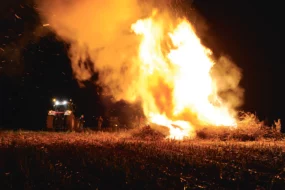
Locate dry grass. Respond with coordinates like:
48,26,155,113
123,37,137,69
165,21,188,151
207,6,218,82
1,128,285,189
196,112,284,141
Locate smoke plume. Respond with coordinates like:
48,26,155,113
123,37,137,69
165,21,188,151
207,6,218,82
36,0,142,97
35,0,244,132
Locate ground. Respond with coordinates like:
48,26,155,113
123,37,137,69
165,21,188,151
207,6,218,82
1,130,285,189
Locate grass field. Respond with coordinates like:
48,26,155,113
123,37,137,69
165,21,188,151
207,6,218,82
1,128,285,189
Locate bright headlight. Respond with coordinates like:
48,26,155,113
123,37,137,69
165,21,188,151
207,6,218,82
64,110,72,115
54,100,68,105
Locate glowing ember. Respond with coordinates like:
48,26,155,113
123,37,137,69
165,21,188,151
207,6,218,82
150,113,194,140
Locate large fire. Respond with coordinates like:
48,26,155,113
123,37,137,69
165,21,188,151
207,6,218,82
131,11,237,139
37,0,243,140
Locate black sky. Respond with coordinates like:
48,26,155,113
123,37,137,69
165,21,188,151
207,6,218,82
0,0,283,130
192,0,283,124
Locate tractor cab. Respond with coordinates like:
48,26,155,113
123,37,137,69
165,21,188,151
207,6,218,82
46,98,83,131
48,99,75,116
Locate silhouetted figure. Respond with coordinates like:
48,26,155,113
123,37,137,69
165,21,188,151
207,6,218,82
98,116,103,131
79,115,85,130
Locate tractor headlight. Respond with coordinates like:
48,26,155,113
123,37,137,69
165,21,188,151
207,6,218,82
54,100,68,105
64,110,72,115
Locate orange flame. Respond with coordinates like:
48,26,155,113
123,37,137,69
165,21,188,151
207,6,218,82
131,11,238,139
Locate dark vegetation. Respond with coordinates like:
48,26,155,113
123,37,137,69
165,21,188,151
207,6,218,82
1,121,285,190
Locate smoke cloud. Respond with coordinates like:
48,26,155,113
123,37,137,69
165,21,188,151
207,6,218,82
211,56,244,113
35,0,244,124
36,0,151,100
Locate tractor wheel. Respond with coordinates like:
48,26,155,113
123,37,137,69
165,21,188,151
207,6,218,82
46,115,54,131
66,114,75,131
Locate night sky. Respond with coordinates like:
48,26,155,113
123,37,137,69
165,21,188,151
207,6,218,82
0,0,283,130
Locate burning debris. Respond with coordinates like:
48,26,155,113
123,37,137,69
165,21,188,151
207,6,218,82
36,0,244,139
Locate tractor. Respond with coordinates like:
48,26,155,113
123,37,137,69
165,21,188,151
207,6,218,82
46,98,84,131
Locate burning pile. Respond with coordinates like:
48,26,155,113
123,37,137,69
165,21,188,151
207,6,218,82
37,0,244,139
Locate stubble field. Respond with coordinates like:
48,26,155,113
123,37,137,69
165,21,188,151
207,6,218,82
1,129,285,190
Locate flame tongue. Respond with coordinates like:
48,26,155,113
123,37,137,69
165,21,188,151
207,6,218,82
150,114,194,140
131,12,237,139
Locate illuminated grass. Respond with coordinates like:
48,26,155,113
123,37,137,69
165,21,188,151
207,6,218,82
1,131,285,189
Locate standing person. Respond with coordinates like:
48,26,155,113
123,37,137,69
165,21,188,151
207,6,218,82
79,115,85,131
98,116,103,131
